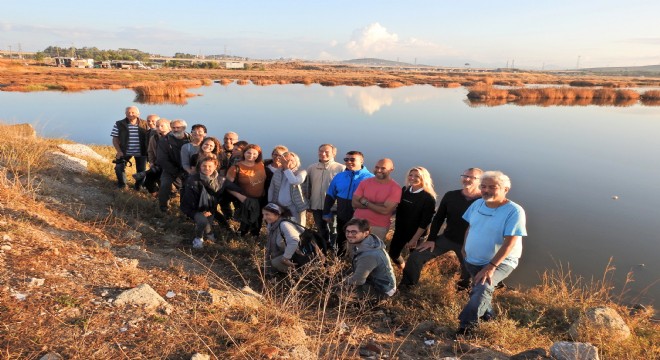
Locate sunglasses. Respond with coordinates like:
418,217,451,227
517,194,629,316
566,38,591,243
344,157,357,162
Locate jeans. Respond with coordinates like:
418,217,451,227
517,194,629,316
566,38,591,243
115,155,146,189
311,209,336,245
401,235,470,288
458,262,514,329
193,212,215,239
158,171,184,209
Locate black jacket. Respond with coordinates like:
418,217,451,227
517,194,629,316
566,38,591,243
114,118,149,156
180,172,242,219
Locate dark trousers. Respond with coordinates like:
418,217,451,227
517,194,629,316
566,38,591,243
401,235,470,288
312,209,336,244
158,171,183,209
335,217,349,258
144,168,161,194
115,155,146,189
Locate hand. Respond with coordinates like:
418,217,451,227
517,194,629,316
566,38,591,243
474,264,496,285
202,211,212,217
416,241,435,252
116,151,124,158
405,239,418,250
282,258,296,268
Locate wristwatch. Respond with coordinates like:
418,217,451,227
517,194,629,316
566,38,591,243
361,198,369,206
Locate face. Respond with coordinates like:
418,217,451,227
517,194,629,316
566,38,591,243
147,116,158,129
171,122,185,136
408,169,422,188
272,150,285,166
283,154,297,169
125,107,139,121
232,147,244,157
345,225,369,244
344,154,363,171
156,121,170,135
244,148,259,162
373,159,394,180
201,140,215,153
262,210,280,224
318,146,334,162
199,161,217,176
224,133,237,150
191,128,206,142
461,170,481,191
480,177,509,203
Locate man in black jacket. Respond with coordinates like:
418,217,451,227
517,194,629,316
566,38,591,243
156,119,191,212
110,106,149,190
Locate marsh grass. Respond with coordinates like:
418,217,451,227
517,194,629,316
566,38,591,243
468,86,645,106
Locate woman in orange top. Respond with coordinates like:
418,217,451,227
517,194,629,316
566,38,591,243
227,144,267,236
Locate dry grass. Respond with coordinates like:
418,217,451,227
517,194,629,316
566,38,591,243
468,85,646,106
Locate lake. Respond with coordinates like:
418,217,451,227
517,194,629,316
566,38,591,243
1,83,658,307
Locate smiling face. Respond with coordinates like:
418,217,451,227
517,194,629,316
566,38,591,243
344,153,363,171
461,169,481,192
345,225,369,244
156,120,171,135
199,160,217,176
223,132,237,150
191,127,206,143
318,145,334,162
125,106,139,122
373,159,394,181
262,210,280,224
407,169,422,188
244,148,259,162
480,177,509,204
201,139,215,154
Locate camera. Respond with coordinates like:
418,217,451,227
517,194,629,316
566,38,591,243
112,157,133,167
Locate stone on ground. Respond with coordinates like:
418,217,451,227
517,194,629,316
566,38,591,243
550,341,599,360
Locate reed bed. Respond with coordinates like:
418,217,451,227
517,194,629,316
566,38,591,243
218,78,233,85
131,80,201,98
468,85,647,106
379,81,405,88
236,79,250,86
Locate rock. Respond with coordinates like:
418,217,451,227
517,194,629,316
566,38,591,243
26,277,45,287
46,151,88,173
57,143,106,161
73,177,83,184
190,353,210,360
1,245,11,251
241,285,263,299
569,306,631,342
2,234,10,241
550,341,599,360
510,347,551,359
201,288,262,310
114,284,172,314
39,353,63,360
0,123,36,138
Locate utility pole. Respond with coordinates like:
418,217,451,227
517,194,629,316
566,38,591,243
18,43,22,59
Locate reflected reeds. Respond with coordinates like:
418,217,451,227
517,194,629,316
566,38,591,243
467,86,654,107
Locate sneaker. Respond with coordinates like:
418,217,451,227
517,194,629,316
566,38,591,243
132,171,146,181
192,238,204,249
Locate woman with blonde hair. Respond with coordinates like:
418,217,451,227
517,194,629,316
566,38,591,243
389,166,437,269
267,151,308,226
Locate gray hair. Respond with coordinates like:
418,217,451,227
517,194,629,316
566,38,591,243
171,119,187,129
481,170,511,188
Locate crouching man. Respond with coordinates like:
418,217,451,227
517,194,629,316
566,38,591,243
344,218,397,301
456,171,527,337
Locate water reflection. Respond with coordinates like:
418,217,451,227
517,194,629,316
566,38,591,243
344,86,439,115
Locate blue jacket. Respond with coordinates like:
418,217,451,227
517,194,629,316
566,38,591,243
323,166,374,221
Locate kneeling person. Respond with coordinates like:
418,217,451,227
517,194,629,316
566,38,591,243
263,203,304,275
345,218,397,299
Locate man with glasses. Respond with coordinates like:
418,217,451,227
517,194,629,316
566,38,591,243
323,151,373,256
156,119,191,212
344,218,397,300
110,106,149,190
401,168,483,290
352,158,402,241
455,170,527,338
306,144,345,244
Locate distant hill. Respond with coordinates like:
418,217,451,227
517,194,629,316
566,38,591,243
579,64,660,76
342,58,428,67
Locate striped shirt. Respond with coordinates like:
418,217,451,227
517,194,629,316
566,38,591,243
111,123,141,156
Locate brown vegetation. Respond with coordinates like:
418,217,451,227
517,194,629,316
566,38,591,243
468,85,648,106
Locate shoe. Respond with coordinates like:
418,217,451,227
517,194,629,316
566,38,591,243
192,238,204,249
452,326,474,340
205,233,216,242
132,171,146,181
480,312,495,322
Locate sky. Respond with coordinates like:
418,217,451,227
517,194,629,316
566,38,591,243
2,0,659,69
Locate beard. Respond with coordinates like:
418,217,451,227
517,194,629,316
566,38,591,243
172,130,185,139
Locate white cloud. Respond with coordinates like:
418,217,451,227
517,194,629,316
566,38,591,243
345,23,399,57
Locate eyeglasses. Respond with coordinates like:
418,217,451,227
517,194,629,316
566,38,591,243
344,157,357,162
345,229,361,235
272,153,283,158
460,175,479,180
476,202,495,217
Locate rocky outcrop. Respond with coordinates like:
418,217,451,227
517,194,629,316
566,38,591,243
114,283,172,314
46,151,88,173
550,341,599,360
57,143,107,162
569,306,631,343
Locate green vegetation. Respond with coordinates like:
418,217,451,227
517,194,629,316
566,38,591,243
37,46,150,62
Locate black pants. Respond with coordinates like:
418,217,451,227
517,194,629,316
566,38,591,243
401,234,470,288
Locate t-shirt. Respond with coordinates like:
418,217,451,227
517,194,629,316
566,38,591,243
227,162,266,198
110,123,141,156
462,199,527,268
353,178,402,228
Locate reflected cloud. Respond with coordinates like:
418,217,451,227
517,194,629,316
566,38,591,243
343,86,438,115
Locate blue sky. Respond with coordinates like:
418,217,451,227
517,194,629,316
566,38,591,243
2,0,659,69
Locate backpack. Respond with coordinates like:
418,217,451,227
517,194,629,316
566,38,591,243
279,219,328,268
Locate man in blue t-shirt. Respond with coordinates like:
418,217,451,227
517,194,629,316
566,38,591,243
456,170,527,337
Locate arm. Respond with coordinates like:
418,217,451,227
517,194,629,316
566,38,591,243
147,135,157,166
112,137,123,158
283,168,306,185
180,145,194,174
359,200,399,215
280,222,301,260
226,165,237,183
474,236,521,285
346,256,378,286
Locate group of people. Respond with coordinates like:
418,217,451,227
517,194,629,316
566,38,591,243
111,105,528,337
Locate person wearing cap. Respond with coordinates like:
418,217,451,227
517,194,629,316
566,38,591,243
323,151,374,257
344,218,397,300
262,203,303,274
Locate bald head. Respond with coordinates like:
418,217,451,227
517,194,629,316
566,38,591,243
374,158,394,182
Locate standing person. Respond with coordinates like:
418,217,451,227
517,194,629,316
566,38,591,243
265,145,289,194
220,132,239,173
226,144,267,237
344,218,397,300
456,170,527,337
181,124,207,176
388,167,437,270
263,203,304,276
306,144,345,244
110,106,149,190
146,114,159,131
156,119,191,212
268,151,308,226
352,158,402,241
180,156,246,249
133,117,169,196
323,151,373,257
401,168,483,290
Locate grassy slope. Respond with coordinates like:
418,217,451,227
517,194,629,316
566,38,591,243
0,126,658,359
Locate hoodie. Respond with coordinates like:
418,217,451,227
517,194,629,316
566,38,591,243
346,234,397,296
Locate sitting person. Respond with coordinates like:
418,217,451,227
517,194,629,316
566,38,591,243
180,156,245,249
344,218,397,300
263,203,304,275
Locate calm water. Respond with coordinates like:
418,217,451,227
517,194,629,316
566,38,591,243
1,84,659,306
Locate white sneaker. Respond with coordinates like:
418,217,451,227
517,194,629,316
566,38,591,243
192,238,204,249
